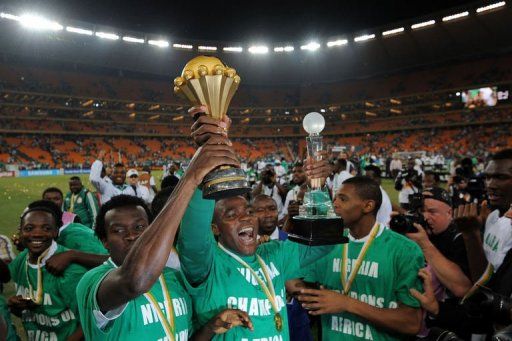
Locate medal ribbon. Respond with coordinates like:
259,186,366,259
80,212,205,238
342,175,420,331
106,259,175,340
69,194,77,213
25,247,52,304
341,222,380,295
218,243,282,331
461,262,494,303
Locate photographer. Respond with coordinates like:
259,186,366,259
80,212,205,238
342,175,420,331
405,188,473,338
395,158,423,209
407,188,471,297
252,165,286,219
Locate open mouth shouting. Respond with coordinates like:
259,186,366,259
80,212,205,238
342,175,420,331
238,226,256,246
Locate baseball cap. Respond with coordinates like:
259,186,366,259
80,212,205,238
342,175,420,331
127,169,139,178
422,187,452,207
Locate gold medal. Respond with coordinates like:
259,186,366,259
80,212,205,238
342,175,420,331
274,313,283,331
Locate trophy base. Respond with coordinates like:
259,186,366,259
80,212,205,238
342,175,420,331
202,167,251,200
288,216,348,246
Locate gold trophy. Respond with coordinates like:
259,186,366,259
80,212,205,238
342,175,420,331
174,56,250,199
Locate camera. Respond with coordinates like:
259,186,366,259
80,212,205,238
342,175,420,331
390,193,428,235
463,286,512,326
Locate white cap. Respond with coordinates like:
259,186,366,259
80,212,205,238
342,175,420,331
126,169,139,177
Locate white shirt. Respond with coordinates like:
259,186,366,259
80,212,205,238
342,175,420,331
483,209,512,271
377,187,393,226
332,171,353,197
262,185,284,220
89,160,140,204
390,159,402,171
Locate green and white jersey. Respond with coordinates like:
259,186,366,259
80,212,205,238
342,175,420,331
8,242,87,341
483,209,512,271
58,223,108,255
178,189,333,341
303,224,424,341
76,259,192,341
63,188,99,229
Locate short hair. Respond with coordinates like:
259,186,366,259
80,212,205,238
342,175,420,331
69,176,81,182
161,175,179,189
424,170,440,183
113,163,125,169
42,187,63,199
491,149,512,161
251,194,276,206
342,176,382,215
21,200,63,228
364,165,381,178
151,186,176,217
95,195,153,240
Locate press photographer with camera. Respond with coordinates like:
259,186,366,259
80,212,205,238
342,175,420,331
395,158,423,210
399,188,473,338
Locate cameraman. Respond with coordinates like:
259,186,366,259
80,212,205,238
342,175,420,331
395,158,423,209
406,188,473,337
252,166,286,219
407,188,471,294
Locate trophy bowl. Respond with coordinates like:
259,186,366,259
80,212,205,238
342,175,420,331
174,56,251,200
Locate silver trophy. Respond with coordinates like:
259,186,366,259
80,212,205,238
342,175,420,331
288,112,347,245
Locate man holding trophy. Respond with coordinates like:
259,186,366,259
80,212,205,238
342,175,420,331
174,56,334,339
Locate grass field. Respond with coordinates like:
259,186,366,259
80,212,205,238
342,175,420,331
0,172,400,238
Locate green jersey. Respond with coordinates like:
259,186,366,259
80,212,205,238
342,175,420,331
8,242,87,341
178,189,333,341
0,295,18,341
303,224,424,341
58,223,108,255
63,188,99,229
76,259,192,341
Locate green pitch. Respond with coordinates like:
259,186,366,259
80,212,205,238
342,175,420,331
0,173,400,238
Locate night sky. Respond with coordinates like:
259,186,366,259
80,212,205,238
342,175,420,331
3,0,475,42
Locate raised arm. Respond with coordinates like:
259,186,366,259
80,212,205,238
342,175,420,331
89,151,108,194
177,188,216,286
96,137,239,312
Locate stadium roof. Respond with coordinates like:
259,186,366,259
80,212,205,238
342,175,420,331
0,1,511,85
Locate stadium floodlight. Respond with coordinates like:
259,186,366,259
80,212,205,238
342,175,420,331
248,45,269,54
148,39,169,48
477,1,506,13
327,39,348,47
95,31,119,40
223,46,243,52
173,43,193,50
300,42,320,51
354,34,375,42
122,36,144,43
442,11,469,22
66,26,93,36
274,46,294,52
19,14,63,31
411,20,436,30
382,27,405,36
0,12,20,21
198,45,217,51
